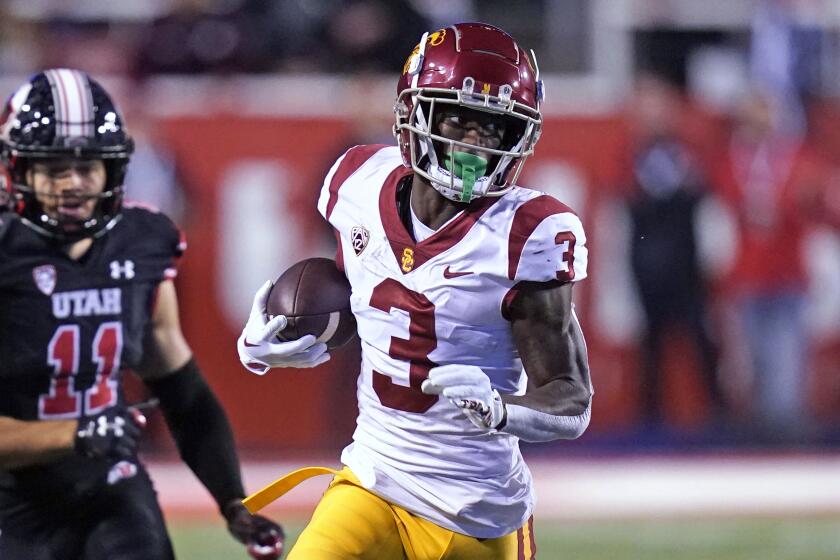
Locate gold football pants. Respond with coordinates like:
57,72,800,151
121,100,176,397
285,467,536,560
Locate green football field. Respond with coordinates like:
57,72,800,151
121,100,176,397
169,516,840,559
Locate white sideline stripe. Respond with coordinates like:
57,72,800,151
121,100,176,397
146,455,840,519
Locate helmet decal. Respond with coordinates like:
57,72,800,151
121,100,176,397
410,31,430,90
44,69,95,141
428,29,446,47
2,82,33,139
402,44,421,75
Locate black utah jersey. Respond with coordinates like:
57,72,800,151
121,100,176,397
0,205,184,421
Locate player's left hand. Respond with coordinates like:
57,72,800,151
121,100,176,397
74,405,147,460
422,365,507,431
223,501,285,560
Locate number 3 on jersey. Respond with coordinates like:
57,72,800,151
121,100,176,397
40,322,122,419
369,279,438,413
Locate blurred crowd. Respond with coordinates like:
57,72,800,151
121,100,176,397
610,1,840,447
2,0,839,449
619,75,840,446
0,0,458,76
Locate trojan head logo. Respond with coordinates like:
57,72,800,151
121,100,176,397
428,29,446,46
403,29,446,75
401,247,415,272
351,226,370,256
403,44,421,75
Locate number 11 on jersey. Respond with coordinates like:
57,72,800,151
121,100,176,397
40,322,122,419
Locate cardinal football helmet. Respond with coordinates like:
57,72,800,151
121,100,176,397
394,23,544,202
0,69,134,241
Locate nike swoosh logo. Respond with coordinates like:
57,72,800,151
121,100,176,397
243,339,260,347
443,266,474,279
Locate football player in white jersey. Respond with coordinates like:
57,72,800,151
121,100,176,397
238,22,593,560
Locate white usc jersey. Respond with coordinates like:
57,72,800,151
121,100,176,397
317,145,588,538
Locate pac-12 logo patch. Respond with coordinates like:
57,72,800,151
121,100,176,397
351,226,370,256
32,264,57,296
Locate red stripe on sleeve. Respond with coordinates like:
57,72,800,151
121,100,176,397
334,229,345,273
500,282,522,321
507,195,576,280
325,144,389,220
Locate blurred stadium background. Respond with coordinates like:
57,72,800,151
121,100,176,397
3,0,840,557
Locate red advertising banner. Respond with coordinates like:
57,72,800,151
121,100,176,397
142,114,839,451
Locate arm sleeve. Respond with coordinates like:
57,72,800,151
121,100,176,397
499,304,594,441
144,358,245,511
501,401,591,442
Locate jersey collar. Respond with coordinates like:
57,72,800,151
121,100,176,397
379,166,498,274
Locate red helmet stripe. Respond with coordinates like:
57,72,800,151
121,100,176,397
45,69,94,139
69,69,95,138
44,70,67,137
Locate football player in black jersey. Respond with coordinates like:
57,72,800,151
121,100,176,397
0,69,284,559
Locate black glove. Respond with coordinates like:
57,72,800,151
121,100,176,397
74,406,146,460
223,501,285,560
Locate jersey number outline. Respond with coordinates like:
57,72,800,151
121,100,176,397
555,231,576,282
369,278,439,413
40,322,122,419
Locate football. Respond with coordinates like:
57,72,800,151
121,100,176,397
266,257,356,350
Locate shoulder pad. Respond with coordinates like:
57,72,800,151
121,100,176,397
507,194,587,283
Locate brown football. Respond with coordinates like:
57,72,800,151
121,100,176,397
266,257,356,350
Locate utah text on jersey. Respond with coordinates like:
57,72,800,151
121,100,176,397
52,288,122,319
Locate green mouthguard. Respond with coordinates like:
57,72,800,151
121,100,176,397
444,152,488,202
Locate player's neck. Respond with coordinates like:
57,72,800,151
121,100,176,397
63,238,94,260
409,174,466,230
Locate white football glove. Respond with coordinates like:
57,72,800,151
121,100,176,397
421,365,506,431
237,280,330,375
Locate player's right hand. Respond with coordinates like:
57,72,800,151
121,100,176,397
237,280,330,375
224,501,285,560
74,406,146,460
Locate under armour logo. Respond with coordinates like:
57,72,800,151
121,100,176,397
96,414,126,437
77,415,126,439
110,260,135,280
